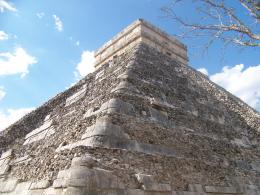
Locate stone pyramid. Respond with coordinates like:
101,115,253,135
0,19,259,195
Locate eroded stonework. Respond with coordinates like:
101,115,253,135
0,20,259,195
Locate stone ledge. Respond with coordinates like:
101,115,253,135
30,180,50,190
65,85,87,107
1,178,260,195
56,135,176,157
10,155,31,165
25,119,52,139
84,97,135,119
204,185,243,194
23,118,55,146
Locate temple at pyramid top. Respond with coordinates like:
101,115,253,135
94,19,188,69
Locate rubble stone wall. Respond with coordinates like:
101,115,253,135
0,43,259,195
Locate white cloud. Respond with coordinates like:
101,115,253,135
200,64,260,111
0,86,6,101
76,41,80,46
197,68,208,76
36,12,45,19
0,47,37,77
0,107,34,131
0,0,17,12
0,30,8,40
75,50,95,78
53,14,63,32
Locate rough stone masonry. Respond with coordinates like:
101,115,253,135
0,19,259,195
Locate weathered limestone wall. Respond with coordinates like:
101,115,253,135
0,43,259,195
0,17,259,194
94,19,188,69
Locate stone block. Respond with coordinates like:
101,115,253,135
11,155,31,165
0,152,12,175
24,130,48,145
43,187,65,195
251,162,260,172
24,119,55,145
149,107,168,124
0,178,19,193
0,161,10,175
11,181,32,195
95,169,125,190
247,185,259,190
125,189,146,195
44,114,51,121
188,184,204,192
71,155,97,168
57,169,70,179
84,98,135,119
110,81,133,93
0,159,4,167
63,187,86,195
128,140,176,157
25,120,52,139
59,167,125,190
204,186,241,194
65,86,86,107
30,180,51,190
46,126,56,137
81,117,129,140
53,178,69,188
28,189,45,195
135,173,171,192
95,70,105,80
104,98,135,116
0,149,13,159
68,167,93,180
172,191,206,195
245,189,260,195
67,178,90,187
231,138,250,148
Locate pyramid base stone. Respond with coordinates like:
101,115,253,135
1,146,259,194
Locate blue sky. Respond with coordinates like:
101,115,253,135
0,0,259,130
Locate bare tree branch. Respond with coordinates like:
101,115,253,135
162,0,260,48
239,0,260,22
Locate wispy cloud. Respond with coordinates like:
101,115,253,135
69,36,80,47
75,50,95,78
0,86,6,101
52,14,63,32
198,64,260,111
0,107,35,131
36,12,45,19
0,30,8,40
0,0,17,12
0,47,37,77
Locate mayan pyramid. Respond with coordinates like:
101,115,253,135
0,19,259,195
